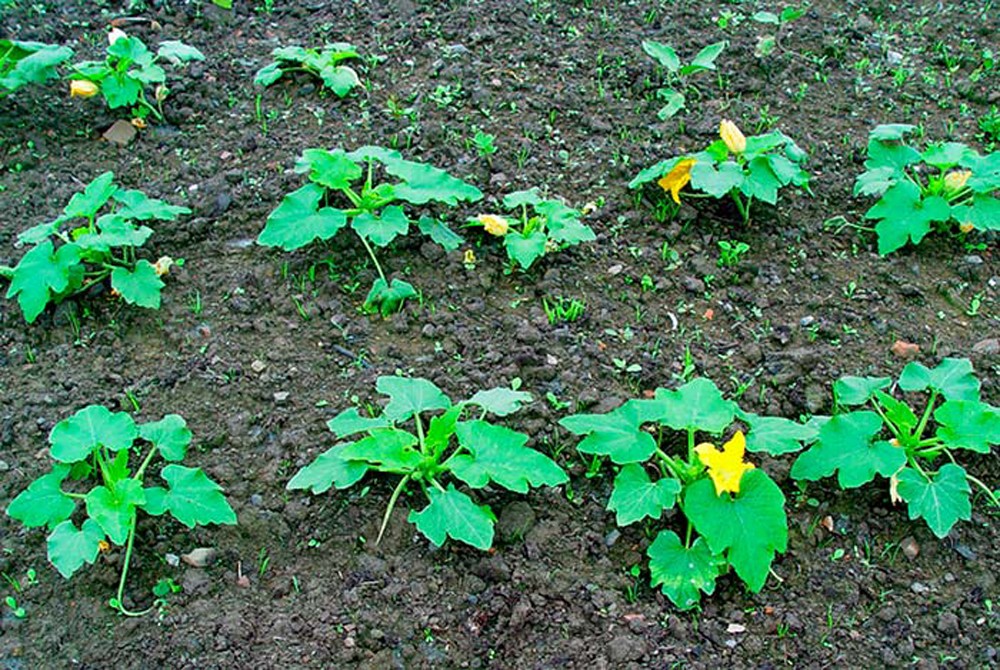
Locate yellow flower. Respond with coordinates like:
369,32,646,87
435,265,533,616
944,170,971,192
720,119,747,154
478,214,509,236
695,430,755,496
959,222,974,233
463,249,476,267
69,80,99,98
657,158,697,205
153,255,174,277
131,117,147,130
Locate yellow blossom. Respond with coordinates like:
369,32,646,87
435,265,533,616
657,158,696,205
695,430,755,496
98,540,110,553
131,117,147,130
153,255,174,277
478,214,509,236
944,170,971,192
959,222,974,233
720,119,747,154
69,80,99,98
463,249,476,267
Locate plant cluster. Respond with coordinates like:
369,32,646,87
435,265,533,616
254,43,362,97
1,171,189,323
642,39,726,120
853,124,1000,254
288,377,566,549
257,146,482,315
5,406,236,615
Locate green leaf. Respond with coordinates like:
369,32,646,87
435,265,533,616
898,358,980,401
833,375,892,406
864,138,922,173
952,194,1000,232
0,41,73,91
351,205,409,247
111,260,164,309
741,156,782,204
408,484,495,550
873,390,918,432
139,415,191,461
853,166,899,197
156,40,204,65
425,405,463,456
742,414,816,455
628,157,684,189
363,278,417,316
451,421,567,493
319,64,360,97
326,408,391,438
6,240,83,323
257,184,348,251
85,480,145,545
141,486,167,516
63,172,116,220
920,142,975,169
684,40,726,74
790,412,905,488
505,229,549,270
254,62,283,86
865,181,951,255
76,216,154,252
47,519,105,579
101,71,143,108
684,470,787,592
560,406,657,464
417,215,464,251
338,429,421,469
767,153,809,187
377,376,451,422
691,160,744,198
295,149,362,190
656,88,685,120
966,153,1000,193
286,444,368,493
896,464,971,538
651,378,735,433
648,532,721,611
934,400,1000,453
112,188,190,221
158,465,236,528
641,40,679,72
381,156,483,206
466,388,533,417
540,201,595,245
49,405,137,463
607,464,681,525
869,124,916,141
502,188,543,209
6,465,75,529
751,10,780,24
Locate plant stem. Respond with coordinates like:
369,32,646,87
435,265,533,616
730,191,749,223
687,429,695,465
112,515,153,617
133,446,158,482
965,473,1000,508
912,390,938,442
376,474,411,545
356,234,387,285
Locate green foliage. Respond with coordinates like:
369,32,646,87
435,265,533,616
254,43,362,97
472,188,596,270
791,358,999,538
5,406,235,615
288,378,565,550
70,32,204,121
854,124,1000,254
257,146,482,315
560,377,802,610
0,39,74,96
2,171,188,323
641,39,726,120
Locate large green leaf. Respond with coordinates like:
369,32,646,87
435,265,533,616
559,406,657,465
157,465,237,528
351,205,409,247
896,464,971,538
63,172,117,220
934,400,1000,453
641,40,679,72
898,358,980,401
113,188,190,221
111,260,164,309
741,156,782,204
865,181,950,255
139,415,192,461
651,378,735,433
417,216,464,251
451,421,567,493
684,469,787,592
377,376,451,422
49,405,137,463
790,412,904,488
408,485,495,550
505,229,548,270
47,519,105,579
257,184,348,251
833,375,892,406
742,414,816,455
381,155,482,206
6,240,83,323
607,464,681,525
952,194,1000,232
648,532,721,611
156,40,205,64
691,160,744,197
286,444,368,493
466,388,533,417
295,149,362,190
0,40,73,92
362,278,417,316
326,408,391,438
6,465,75,529
85,479,145,545
338,429,421,469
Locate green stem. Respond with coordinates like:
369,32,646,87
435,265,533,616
870,401,902,441
356,233,387,285
730,191,750,224
912,390,938,442
414,415,426,455
684,520,693,549
687,429,695,466
133,446,158,482
965,473,1000,508
375,474,411,546
655,448,685,480
111,515,153,617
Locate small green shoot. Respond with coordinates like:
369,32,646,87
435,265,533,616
254,43,362,98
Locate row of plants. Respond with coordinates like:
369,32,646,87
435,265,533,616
8,359,998,613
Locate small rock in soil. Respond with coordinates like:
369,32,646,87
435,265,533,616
182,547,218,568
900,536,919,560
936,611,960,635
165,553,180,567
273,391,290,404
250,360,267,373
606,635,645,663
497,501,536,542
971,338,999,355
891,340,920,359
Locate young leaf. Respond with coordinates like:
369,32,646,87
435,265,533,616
377,376,451,422
651,378,735,433
158,465,237,528
113,188,191,221
684,41,726,74
648,532,721,611
425,405,464,457
295,149,362,190
84,479,145,545
319,64,360,97
691,161,744,197
505,229,549,270
502,188,544,209
111,260,164,309
656,88,685,120
933,400,1000,453
47,519,105,579
381,157,483,206
559,409,657,465
102,72,144,108
790,412,905,488
5,240,83,324
451,421,567,493
865,181,950,255
326,408,391,438
684,469,787,592
607,464,681,525
363,278,417,316
417,216,464,251
156,41,205,65
62,171,116,220
833,375,892,406
408,484,495,550
338,429,421,469
641,40,680,72
898,358,980,401
896,464,971,538
257,184,348,251
873,390,918,432
49,405,138,463
741,156,782,204
351,206,410,247
6,465,75,529
254,62,284,86
139,415,192,461
466,387,533,417
742,414,816,455
286,444,369,493
869,124,916,141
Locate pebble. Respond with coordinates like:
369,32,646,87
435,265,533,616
900,536,919,560
799,316,815,327
604,529,621,547
165,553,180,567
972,338,999,355
936,611,960,635
607,264,624,276
910,581,929,594
963,255,983,265
251,360,267,373
273,391,290,403
181,547,218,568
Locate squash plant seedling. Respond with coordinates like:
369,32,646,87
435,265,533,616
0,171,189,323
287,377,567,549
257,146,482,315
5,406,236,616
631,118,810,224
791,358,1000,538
641,39,726,120
0,38,74,97
560,377,811,610
254,43,362,97
852,124,999,255
472,187,596,271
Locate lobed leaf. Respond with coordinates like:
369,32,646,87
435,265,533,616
896,464,971,538
257,184,348,251
691,160,744,198
47,519,105,579
790,411,905,488
898,357,980,401
363,278,418,316
286,443,369,493
865,181,950,255
951,194,1000,232
63,172,117,220
157,465,237,528
466,387,533,417
326,407,391,438
651,378,735,434
111,260,164,309
84,479,145,545
648,532,722,611
112,188,190,221
377,376,451,422
156,40,205,65
295,149,363,190
338,429,421,469
6,465,75,529
742,414,816,455
608,464,681,525
933,400,1000,453
408,484,495,550
49,405,137,463
417,215,464,251
833,375,892,406
139,415,192,461
451,420,567,493
351,205,410,247
560,405,657,464
5,240,83,323
505,230,548,270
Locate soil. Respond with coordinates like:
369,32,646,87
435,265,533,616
1,0,998,668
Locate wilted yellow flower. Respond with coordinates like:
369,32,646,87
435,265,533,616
720,119,747,154
944,170,971,192
154,84,169,103
657,158,697,205
153,256,174,276
69,80,99,98
581,200,599,216
959,222,974,233
131,117,147,130
108,27,128,45
463,249,476,267
695,430,755,496
478,214,509,236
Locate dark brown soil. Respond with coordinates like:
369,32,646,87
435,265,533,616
1,0,998,668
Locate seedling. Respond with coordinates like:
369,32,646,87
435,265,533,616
641,39,727,120
853,124,1000,254
472,188,596,271
471,130,497,165
751,5,808,57
560,377,807,609
257,146,482,315
0,171,189,324
4,595,25,618
254,43,362,98
717,240,750,267
5,406,236,615
790,358,1000,538
542,296,586,324
630,118,810,224
69,29,204,121
0,39,73,97
287,377,567,550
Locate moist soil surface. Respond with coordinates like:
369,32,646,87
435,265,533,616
1,1,998,668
